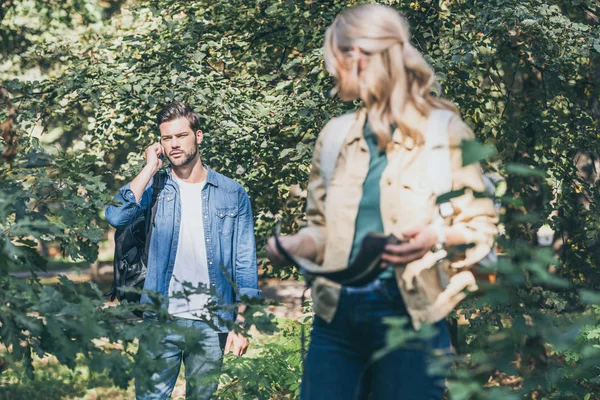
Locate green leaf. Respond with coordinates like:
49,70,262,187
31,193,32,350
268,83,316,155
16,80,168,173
279,149,294,159
265,5,278,15
436,188,466,204
461,139,497,166
579,290,600,305
505,163,547,178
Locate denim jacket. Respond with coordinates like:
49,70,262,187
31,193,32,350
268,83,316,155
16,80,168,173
105,166,261,331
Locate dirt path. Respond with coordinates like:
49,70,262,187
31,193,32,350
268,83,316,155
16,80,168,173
11,265,311,321
260,278,311,321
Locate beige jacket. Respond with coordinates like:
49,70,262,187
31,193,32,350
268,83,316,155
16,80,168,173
298,108,498,330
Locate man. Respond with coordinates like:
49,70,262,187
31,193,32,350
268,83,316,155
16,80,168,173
105,102,260,399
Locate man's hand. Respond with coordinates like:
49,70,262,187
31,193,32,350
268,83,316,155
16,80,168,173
129,143,164,202
224,331,249,356
145,142,164,174
381,225,438,265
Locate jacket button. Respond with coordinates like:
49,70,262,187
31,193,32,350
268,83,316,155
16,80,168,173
391,216,398,224
386,178,392,186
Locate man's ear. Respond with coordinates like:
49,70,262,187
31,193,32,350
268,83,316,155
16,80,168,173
196,130,203,145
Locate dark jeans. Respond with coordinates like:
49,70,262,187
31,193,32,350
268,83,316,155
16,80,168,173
301,279,452,400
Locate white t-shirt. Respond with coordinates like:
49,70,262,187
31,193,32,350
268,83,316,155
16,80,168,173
167,178,210,320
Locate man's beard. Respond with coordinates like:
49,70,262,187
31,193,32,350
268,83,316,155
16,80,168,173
168,146,198,168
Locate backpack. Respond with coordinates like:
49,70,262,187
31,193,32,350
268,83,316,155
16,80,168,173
107,171,166,308
319,110,498,276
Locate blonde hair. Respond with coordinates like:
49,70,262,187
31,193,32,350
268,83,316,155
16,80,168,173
324,4,457,149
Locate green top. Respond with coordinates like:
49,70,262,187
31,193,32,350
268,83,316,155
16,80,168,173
348,121,395,280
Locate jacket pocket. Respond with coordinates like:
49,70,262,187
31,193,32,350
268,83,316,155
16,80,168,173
216,207,238,236
157,193,176,218
401,177,434,198
394,178,436,227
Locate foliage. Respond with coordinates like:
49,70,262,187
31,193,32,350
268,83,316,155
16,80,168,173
1,0,600,398
0,352,132,400
216,320,305,399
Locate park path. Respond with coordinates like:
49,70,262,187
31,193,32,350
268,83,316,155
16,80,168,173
10,265,310,321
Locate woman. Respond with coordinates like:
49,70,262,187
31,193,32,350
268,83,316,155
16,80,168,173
266,4,498,399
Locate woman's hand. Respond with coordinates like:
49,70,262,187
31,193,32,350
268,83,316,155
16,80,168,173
265,235,300,267
381,225,439,265
265,234,318,267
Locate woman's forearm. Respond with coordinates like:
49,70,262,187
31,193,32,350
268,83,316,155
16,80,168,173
294,234,319,260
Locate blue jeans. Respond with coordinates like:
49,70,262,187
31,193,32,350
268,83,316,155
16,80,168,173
136,319,226,400
301,279,452,400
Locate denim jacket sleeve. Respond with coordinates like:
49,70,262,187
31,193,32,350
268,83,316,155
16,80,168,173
105,181,153,229
234,187,261,301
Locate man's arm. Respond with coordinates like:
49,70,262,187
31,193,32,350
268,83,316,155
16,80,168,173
130,143,163,201
105,143,163,228
233,188,261,302
224,188,260,357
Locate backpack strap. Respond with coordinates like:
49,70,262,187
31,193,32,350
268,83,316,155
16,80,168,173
150,170,166,208
425,110,455,289
319,113,359,191
144,170,167,257
426,109,455,219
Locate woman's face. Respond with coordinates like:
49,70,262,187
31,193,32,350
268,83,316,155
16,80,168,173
335,47,369,101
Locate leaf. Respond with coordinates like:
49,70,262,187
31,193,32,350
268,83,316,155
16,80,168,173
265,5,278,14
279,149,294,159
461,139,497,166
579,290,600,305
505,163,547,178
436,188,466,204
275,81,292,92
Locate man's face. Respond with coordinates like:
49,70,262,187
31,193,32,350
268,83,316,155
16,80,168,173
159,117,203,168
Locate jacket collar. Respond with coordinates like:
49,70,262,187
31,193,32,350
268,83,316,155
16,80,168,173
344,108,367,145
344,107,415,150
205,165,219,187
166,164,219,187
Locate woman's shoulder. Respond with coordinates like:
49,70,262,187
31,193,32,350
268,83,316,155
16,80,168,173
316,109,366,152
320,110,363,135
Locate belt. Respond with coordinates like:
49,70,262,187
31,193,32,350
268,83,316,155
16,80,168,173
343,278,390,294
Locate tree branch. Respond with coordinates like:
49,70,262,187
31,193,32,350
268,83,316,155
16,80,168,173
1,87,18,165
0,0,14,23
